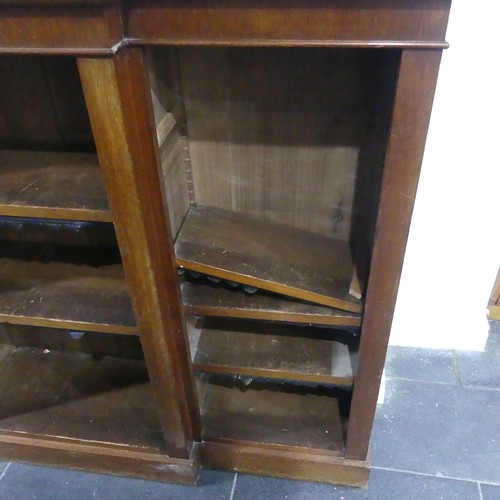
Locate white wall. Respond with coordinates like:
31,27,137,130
389,0,500,351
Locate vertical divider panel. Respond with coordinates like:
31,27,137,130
78,49,201,459
345,49,443,460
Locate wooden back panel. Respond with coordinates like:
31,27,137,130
178,47,366,241
0,55,93,150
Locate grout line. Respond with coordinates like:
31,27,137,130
229,473,238,500
452,350,463,386
371,466,500,487
478,482,484,500
385,375,500,392
385,376,457,387
0,462,11,482
460,383,500,392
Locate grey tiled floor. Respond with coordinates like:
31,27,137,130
1,323,499,499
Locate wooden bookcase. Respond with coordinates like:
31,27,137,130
0,0,452,488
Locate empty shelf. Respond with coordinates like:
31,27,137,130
188,318,353,386
175,206,362,314
0,259,136,335
181,281,361,327
0,150,112,222
0,345,164,450
201,377,344,455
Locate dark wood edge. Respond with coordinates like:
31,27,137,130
0,431,200,485
176,259,363,314
0,40,126,56
193,363,353,387
0,38,449,56
0,317,137,335
0,206,113,223
78,49,201,458
127,38,449,49
183,304,362,327
200,441,369,486
345,49,444,461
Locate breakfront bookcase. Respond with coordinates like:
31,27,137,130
0,0,451,487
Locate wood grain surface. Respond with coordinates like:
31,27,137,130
177,47,362,241
0,258,136,334
202,377,344,455
188,318,353,385
0,344,162,448
0,150,111,221
175,206,361,313
79,50,200,458
345,50,444,460
181,281,361,326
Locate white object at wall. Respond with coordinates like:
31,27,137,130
389,0,500,351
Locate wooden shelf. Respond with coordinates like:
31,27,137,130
0,258,136,335
188,318,353,386
0,344,198,483
0,150,112,222
181,281,361,327
201,377,344,455
0,345,163,449
175,206,362,314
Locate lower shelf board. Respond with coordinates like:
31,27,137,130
201,377,345,456
0,343,199,484
0,345,163,450
0,258,136,335
181,280,362,327
188,318,354,386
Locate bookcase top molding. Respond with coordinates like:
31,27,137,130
0,0,451,54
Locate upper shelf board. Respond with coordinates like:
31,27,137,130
0,150,112,222
175,206,362,314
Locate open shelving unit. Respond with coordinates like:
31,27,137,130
0,53,198,484
0,0,450,488
144,44,404,484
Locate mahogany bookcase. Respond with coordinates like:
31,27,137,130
0,0,451,487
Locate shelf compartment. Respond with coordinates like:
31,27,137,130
201,376,344,456
0,259,136,335
0,342,198,483
175,206,362,314
0,345,162,448
181,280,361,327
0,150,111,222
188,318,353,386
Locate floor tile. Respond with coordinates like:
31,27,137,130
233,468,480,499
0,462,233,500
454,349,500,389
0,462,9,476
384,346,457,384
0,462,98,500
480,483,500,500
488,320,500,338
371,377,500,484
95,468,234,500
